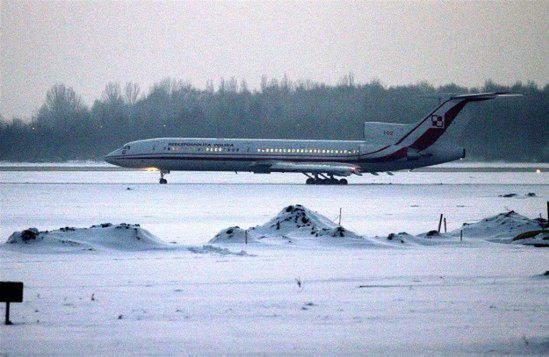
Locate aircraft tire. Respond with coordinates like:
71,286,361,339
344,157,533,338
306,178,314,185
159,178,168,184
340,179,348,185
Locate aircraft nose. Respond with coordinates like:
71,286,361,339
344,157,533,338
104,150,118,165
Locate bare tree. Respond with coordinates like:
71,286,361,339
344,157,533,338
101,82,123,104
36,84,86,128
44,84,84,113
153,78,184,96
240,79,249,93
124,82,140,105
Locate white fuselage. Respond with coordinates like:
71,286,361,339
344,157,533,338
105,137,464,174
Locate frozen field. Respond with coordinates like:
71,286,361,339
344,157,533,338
1,168,548,355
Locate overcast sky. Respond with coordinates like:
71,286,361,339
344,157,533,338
1,0,547,119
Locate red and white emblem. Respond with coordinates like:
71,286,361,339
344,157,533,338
431,115,445,128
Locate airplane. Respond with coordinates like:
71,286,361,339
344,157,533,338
105,92,518,184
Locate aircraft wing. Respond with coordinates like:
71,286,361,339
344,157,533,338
250,161,361,177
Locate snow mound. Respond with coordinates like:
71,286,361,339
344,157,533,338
211,226,251,243
209,204,389,248
5,223,172,252
251,204,363,239
450,211,547,243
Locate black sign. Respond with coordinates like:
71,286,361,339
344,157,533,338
0,282,24,303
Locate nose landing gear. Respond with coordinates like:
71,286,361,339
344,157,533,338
159,170,170,184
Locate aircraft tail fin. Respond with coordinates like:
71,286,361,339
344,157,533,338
394,92,521,151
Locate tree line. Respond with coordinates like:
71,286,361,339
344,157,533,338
0,77,547,162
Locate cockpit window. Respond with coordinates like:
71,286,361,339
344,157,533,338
123,145,131,150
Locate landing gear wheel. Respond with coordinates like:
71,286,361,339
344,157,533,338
304,174,348,185
159,170,170,184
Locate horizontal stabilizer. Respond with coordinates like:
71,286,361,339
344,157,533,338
449,92,522,101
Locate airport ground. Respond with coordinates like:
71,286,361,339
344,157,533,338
0,165,547,355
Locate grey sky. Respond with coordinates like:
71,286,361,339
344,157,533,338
1,0,547,120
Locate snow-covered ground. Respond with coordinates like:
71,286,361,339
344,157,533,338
1,170,546,244
0,169,548,355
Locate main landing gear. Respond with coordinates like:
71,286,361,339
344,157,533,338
159,170,170,184
304,174,348,185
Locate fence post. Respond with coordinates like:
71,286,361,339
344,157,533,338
438,214,444,233
443,218,447,233
5,302,10,325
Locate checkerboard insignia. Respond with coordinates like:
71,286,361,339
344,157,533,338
431,115,445,128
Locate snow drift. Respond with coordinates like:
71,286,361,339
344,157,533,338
382,211,548,246
450,211,547,243
210,204,390,248
378,230,467,246
5,223,172,252
187,244,251,256
512,230,549,247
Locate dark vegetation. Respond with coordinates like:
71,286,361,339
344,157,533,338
0,77,547,161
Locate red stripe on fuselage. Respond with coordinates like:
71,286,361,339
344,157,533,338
363,147,407,162
361,145,390,156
